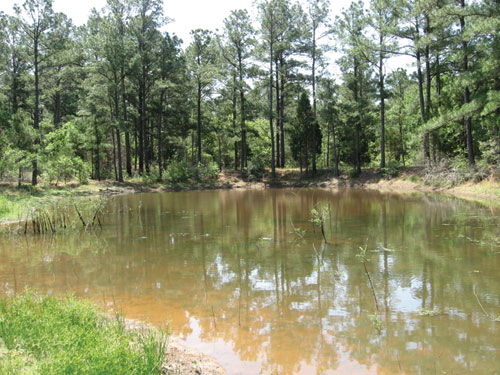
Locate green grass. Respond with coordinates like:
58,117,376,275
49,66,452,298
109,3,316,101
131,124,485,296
0,182,105,224
0,291,168,375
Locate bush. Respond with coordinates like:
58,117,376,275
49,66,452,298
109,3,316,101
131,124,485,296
40,122,90,185
242,159,266,181
165,160,192,183
165,160,220,183
348,168,361,178
380,161,401,178
194,161,220,181
423,158,489,187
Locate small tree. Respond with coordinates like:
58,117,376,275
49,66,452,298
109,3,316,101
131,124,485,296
290,92,321,173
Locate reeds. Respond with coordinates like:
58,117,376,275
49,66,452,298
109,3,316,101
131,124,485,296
19,196,109,235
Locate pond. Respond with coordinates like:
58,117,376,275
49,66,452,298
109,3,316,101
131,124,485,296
1,188,499,374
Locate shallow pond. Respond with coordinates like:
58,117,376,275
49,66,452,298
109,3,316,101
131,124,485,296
1,189,500,374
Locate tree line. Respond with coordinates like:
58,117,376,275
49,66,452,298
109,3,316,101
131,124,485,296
0,0,499,185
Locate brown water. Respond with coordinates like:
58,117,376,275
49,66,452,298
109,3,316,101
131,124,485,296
1,189,500,374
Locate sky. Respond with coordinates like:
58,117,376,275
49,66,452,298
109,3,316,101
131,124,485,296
1,0,350,46
1,0,413,74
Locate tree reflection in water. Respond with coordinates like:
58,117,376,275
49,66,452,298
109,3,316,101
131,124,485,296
0,189,499,375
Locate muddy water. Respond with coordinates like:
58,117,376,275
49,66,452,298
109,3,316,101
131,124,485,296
1,189,500,374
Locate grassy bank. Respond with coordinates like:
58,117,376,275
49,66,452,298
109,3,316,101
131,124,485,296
0,291,168,375
0,183,105,224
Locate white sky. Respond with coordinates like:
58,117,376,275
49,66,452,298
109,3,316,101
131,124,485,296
1,0,413,75
1,0,350,46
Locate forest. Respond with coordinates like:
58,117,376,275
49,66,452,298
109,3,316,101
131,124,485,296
0,0,499,186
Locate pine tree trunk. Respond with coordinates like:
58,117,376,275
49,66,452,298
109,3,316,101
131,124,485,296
32,38,40,186
232,72,238,170
379,43,386,169
239,52,247,171
197,80,202,164
279,58,285,168
138,87,144,174
333,120,339,176
275,57,280,168
94,119,101,181
459,0,474,167
121,71,132,177
354,59,361,174
425,14,432,119
311,31,317,175
114,86,123,182
269,41,275,177
158,92,164,180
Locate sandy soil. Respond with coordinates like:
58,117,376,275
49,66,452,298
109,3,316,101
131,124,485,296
125,319,226,375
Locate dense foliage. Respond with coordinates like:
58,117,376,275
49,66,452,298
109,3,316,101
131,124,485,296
0,0,499,185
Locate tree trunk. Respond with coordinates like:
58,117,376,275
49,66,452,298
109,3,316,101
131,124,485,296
332,120,339,176
94,119,101,181
459,0,474,167
121,70,132,177
275,57,280,168
379,41,386,169
114,86,123,182
142,67,149,174
424,132,431,167
197,80,202,164
436,54,442,106
218,133,222,172
425,14,432,119
269,41,275,178
32,38,40,186
116,128,123,182
399,102,406,167
416,20,431,167
354,59,361,174
158,91,164,180
134,123,138,171
53,89,61,127
279,56,285,168
239,52,247,171
232,72,238,170
416,20,426,124
112,128,118,181
311,30,317,175
138,87,144,174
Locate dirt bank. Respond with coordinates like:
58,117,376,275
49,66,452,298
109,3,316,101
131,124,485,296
125,319,226,375
2,167,500,226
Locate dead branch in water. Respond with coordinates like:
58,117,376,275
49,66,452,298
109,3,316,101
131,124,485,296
473,285,499,322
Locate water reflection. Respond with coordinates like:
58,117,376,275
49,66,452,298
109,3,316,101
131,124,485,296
1,189,500,375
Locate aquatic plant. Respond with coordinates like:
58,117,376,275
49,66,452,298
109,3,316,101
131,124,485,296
473,285,500,323
16,196,109,235
368,314,383,333
356,244,380,313
310,205,329,243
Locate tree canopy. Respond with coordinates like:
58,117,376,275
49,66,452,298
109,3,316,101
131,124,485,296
1,0,499,185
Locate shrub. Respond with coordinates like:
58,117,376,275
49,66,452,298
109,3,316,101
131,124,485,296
40,122,90,185
164,160,220,183
348,168,361,178
381,161,401,178
165,160,193,183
